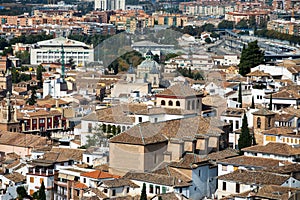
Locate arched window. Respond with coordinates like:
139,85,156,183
257,117,261,129
168,100,173,106
176,101,180,107
161,100,165,106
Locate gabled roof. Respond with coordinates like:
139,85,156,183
218,170,290,186
242,142,300,156
123,172,191,187
246,70,271,77
252,107,276,116
0,131,47,148
101,178,139,188
217,155,289,169
4,172,26,183
80,170,120,179
156,83,202,98
169,153,209,169
109,116,224,145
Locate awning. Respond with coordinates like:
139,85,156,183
58,174,67,179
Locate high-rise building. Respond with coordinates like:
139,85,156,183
95,0,125,11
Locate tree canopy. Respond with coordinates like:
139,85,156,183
238,41,264,76
218,20,234,29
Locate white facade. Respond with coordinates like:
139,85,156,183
30,37,94,66
43,77,68,98
95,0,125,10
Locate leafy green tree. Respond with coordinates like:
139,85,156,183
27,88,37,105
218,20,234,29
238,114,252,153
236,19,249,29
11,67,19,83
17,186,28,199
140,183,147,200
15,51,30,64
86,124,109,148
36,64,44,83
248,16,256,29
269,94,272,110
205,37,212,44
158,196,163,200
238,40,264,76
238,82,242,108
0,38,9,50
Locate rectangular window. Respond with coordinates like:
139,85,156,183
30,177,34,183
236,183,240,193
222,182,226,191
235,120,239,129
83,178,86,183
162,186,166,194
149,184,153,193
87,157,90,163
139,117,142,123
199,170,201,177
104,188,107,193
112,189,116,196
127,187,129,193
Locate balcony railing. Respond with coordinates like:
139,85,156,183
28,168,55,176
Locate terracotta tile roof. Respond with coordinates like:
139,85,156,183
50,148,84,162
154,192,186,200
88,188,108,199
74,181,88,189
6,159,21,169
246,70,271,77
242,142,300,156
205,149,239,161
217,155,289,169
261,163,300,174
110,116,224,145
218,170,290,185
152,166,192,183
232,185,300,200
252,107,276,116
266,86,300,99
4,172,26,183
274,113,295,122
101,178,139,188
82,104,146,124
282,107,300,118
134,107,196,115
37,98,69,107
94,164,109,172
123,172,191,187
80,170,120,179
221,108,246,117
156,83,202,98
202,95,227,108
262,127,300,137
169,153,209,169
23,109,62,117
0,131,47,148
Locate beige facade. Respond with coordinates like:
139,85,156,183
109,142,167,175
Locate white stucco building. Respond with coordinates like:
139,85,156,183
30,37,94,66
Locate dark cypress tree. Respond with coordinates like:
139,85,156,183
238,82,242,108
39,181,46,200
251,96,255,109
269,94,272,110
140,183,147,200
238,114,252,153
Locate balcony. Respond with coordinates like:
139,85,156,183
28,168,55,176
